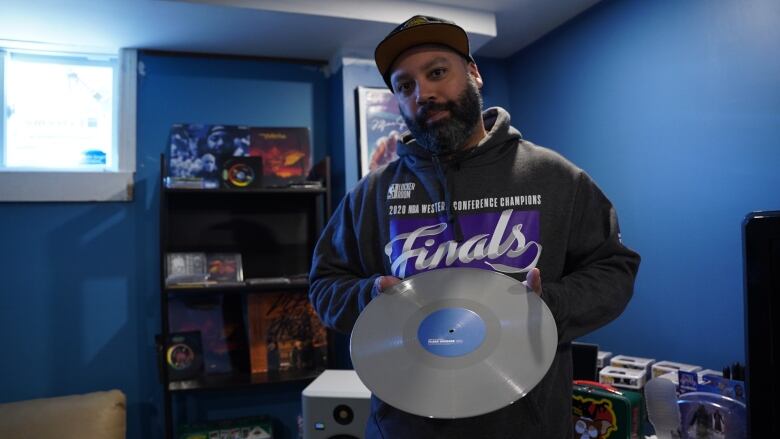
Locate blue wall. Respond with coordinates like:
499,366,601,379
331,58,385,201
507,0,780,369
0,51,329,439
475,56,512,115
0,201,156,432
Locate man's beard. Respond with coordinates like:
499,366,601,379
401,76,483,155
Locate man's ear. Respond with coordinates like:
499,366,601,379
468,62,483,89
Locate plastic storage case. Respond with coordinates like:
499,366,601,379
650,360,701,379
600,365,647,390
610,354,655,375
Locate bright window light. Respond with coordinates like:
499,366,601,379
3,51,117,171
0,44,136,202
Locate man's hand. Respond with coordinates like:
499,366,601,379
375,275,402,293
525,268,543,296
375,271,540,296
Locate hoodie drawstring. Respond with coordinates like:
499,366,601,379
431,154,464,243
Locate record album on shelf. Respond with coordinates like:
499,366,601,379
206,253,243,283
165,331,204,381
247,291,328,375
221,156,263,189
168,124,250,189
165,252,208,286
165,252,244,287
168,295,249,375
249,127,311,187
166,123,312,189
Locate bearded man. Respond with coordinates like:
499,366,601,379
309,15,640,439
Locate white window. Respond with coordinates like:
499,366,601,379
0,44,136,202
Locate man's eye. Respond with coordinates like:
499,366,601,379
430,68,446,78
396,82,412,93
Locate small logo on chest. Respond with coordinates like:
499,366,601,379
387,182,416,200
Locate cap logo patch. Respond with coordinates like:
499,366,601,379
403,16,429,29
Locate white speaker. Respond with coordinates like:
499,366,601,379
302,370,372,439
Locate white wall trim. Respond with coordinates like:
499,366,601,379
118,48,137,174
0,171,134,202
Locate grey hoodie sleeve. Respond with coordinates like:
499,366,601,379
540,171,640,343
308,192,381,334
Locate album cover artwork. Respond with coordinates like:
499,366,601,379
248,128,311,187
221,156,263,189
168,295,250,375
165,252,208,286
166,331,204,381
206,253,244,283
247,292,328,374
168,124,251,189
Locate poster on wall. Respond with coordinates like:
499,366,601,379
355,86,407,178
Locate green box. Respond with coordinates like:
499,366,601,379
178,416,273,439
572,381,644,439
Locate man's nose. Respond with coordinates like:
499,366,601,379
415,81,437,105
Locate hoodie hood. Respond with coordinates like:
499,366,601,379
393,107,522,243
397,106,522,168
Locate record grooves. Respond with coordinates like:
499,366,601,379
350,267,558,419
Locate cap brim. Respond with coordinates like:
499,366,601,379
375,23,471,83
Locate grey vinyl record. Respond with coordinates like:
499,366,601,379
350,267,558,419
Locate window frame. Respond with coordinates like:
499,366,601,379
0,44,136,202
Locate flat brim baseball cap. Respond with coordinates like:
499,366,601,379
375,15,474,90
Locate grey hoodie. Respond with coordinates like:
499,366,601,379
309,107,640,438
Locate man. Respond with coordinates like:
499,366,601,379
309,15,640,438
199,125,249,164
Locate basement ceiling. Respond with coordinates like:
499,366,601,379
0,0,601,63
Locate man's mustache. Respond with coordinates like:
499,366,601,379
416,100,455,121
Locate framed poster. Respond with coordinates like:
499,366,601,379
355,86,407,178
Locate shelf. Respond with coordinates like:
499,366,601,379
164,186,326,195
165,279,309,295
168,368,324,393
159,155,334,439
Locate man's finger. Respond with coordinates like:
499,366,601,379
376,275,402,293
526,268,542,296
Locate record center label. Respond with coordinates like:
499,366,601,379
417,307,486,357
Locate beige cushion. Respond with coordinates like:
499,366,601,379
0,389,126,439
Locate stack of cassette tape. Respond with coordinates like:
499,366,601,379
598,355,709,391
651,360,703,380
599,354,655,390
596,350,612,371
